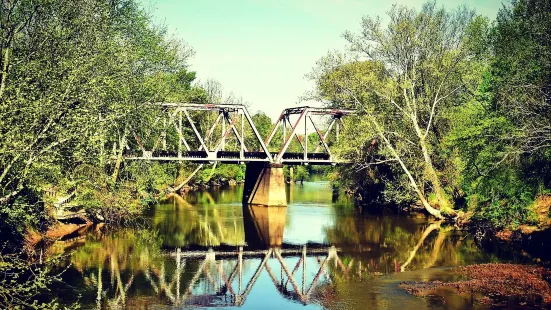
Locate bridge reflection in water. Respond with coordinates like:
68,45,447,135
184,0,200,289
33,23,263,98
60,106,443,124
82,204,361,309
154,246,343,308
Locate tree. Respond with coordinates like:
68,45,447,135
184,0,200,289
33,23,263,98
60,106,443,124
490,0,551,155
251,112,273,139
311,2,487,218
445,0,551,227
0,0,194,232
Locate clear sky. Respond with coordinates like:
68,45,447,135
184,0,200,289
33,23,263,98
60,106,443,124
139,0,503,120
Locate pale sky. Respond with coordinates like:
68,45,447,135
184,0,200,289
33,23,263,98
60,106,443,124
139,0,503,120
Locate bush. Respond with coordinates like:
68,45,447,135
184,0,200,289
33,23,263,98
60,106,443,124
0,252,77,309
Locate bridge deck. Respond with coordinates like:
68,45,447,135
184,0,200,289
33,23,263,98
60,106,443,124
125,151,345,165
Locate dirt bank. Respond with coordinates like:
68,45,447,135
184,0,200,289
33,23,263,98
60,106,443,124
401,263,551,307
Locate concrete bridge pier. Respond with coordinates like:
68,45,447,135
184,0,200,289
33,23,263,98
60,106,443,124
243,162,287,206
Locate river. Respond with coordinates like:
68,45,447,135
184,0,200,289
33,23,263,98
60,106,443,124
49,179,521,309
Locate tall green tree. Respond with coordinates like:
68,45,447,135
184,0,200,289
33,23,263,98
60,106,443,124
311,2,488,218
446,0,551,226
0,0,194,234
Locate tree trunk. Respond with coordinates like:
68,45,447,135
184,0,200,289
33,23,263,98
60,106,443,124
0,188,21,205
0,46,11,101
418,135,453,215
371,118,443,219
112,126,128,183
173,164,204,192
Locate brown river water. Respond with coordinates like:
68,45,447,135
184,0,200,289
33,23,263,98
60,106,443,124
48,179,526,309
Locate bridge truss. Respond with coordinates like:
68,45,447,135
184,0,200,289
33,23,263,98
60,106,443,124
265,106,354,164
124,103,354,165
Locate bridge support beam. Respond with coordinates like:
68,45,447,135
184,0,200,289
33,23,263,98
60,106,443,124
243,163,286,207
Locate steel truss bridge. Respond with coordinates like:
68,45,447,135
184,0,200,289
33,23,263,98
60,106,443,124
92,246,364,308
124,103,354,165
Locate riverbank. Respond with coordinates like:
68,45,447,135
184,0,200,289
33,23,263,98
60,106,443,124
401,263,551,308
8,181,551,309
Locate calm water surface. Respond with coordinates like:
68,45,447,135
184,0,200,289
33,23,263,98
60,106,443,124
53,180,510,309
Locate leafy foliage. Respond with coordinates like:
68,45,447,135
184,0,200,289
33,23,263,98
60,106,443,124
0,252,76,309
313,0,551,226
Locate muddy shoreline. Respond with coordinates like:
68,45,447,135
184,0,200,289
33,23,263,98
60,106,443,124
400,263,551,308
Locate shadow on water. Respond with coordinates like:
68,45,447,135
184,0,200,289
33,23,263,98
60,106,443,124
50,181,517,309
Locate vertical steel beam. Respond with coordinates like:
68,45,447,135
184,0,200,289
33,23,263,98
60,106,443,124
238,246,243,294
304,110,308,160
178,111,182,158
336,118,340,142
162,118,167,150
176,248,181,302
283,116,286,146
240,111,245,159
221,114,226,151
302,246,306,294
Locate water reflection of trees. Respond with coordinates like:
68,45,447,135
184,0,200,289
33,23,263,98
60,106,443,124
324,213,494,274
152,193,245,247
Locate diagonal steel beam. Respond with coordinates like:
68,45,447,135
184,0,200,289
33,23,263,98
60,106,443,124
274,249,301,295
308,115,331,155
214,113,240,153
263,114,283,147
182,255,210,299
222,112,248,152
216,261,236,295
314,118,336,153
276,109,307,162
226,262,239,287
284,256,303,289
264,262,282,290
238,249,272,306
284,116,305,152
316,257,332,284
306,254,331,297
201,112,223,151
242,107,273,161
171,118,191,151
182,108,209,152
